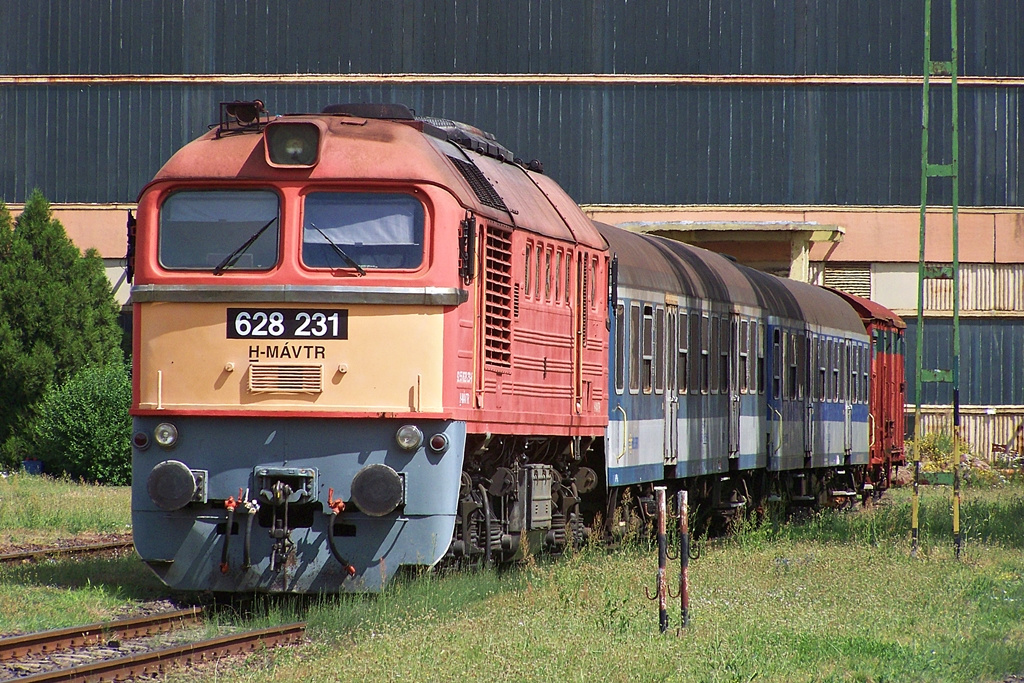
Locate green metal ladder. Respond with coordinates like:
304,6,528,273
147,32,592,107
912,0,962,559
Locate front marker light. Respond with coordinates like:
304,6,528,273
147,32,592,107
154,422,179,448
428,433,449,453
395,425,423,451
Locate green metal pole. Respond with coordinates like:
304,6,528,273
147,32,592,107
950,0,962,561
913,0,933,559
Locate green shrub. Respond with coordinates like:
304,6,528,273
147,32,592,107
29,361,131,484
0,192,122,468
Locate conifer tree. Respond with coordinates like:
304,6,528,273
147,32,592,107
0,190,122,464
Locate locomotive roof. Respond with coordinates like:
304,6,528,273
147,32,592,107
598,222,865,334
147,108,605,250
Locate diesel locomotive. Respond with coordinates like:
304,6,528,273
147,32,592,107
128,101,905,593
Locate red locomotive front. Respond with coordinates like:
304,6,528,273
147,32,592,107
129,102,609,592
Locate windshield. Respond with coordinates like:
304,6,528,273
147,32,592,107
303,193,424,270
159,190,279,270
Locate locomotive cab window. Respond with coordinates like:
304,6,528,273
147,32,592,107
159,190,280,271
302,193,424,270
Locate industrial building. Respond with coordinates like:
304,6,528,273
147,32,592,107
1,1,1021,455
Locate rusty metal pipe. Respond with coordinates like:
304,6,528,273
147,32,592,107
677,490,690,629
656,487,668,633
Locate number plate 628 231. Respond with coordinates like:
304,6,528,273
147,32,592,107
226,308,348,339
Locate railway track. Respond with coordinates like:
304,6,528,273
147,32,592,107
0,608,305,681
0,539,134,564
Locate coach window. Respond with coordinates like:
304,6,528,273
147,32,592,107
302,193,424,269
757,323,765,394
688,312,700,394
677,313,687,394
838,341,847,402
614,303,625,393
850,344,859,403
591,258,599,309
721,316,731,394
739,320,749,393
795,333,806,400
629,304,641,394
832,340,840,402
772,329,782,400
862,346,870,403
666,310,677,394
700,314,710,394
809,334,818,400
642,305,654,394
654,307,665,394
709,316,720,394
160,190,279,270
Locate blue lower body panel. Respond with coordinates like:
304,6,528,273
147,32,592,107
131,416,465,593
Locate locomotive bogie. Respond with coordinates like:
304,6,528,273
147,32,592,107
132,415,466,592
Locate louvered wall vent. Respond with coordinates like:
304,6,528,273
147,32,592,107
823,264,871,299
484,226,513,370
248,364,324,394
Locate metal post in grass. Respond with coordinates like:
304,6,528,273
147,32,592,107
677,490,690,630
655,486,669,633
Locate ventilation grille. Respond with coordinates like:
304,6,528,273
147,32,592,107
248,364,324,394
823,265,871,299
484,227,513,370
448,156,509,212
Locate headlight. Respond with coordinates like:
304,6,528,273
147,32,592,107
395,425,423,451
154,423,179,448
265,121,321,167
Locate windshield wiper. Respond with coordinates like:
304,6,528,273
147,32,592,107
213,216,278,275
310,223,366,276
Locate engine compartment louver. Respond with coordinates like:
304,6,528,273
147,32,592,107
248,364,324,394
448,156,510,213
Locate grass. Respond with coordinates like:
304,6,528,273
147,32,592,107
3,475,1024,680
181,484,1024,683
0,472,131,546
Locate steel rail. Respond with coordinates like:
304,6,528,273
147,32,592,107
11,623,306,683
0,607,203,661
0,540,134,564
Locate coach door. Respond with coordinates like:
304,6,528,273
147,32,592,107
728,314,741,456
843,340,853,453
664,306,679,465
805,334,816,453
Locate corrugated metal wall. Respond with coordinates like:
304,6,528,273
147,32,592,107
0,83,1020,206
923,264,1024,312
2,1,1022,76
905,318,1024,406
